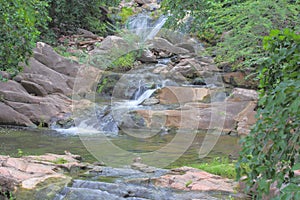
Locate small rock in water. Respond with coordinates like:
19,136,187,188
142,97,160,106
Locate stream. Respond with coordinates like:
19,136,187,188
0,127,240,168
0,4,249,199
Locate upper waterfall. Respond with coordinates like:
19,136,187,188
126,13,168,42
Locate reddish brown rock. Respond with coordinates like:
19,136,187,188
0,153,82,190
235,101,257,136
0,42,85,127
0,102,34,127
222,71,258,88
228,88,258,102
135,101,252,134
157,86,210,104
155,167,236,193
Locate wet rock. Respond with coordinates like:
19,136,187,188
142,97,160,106
228,88,258,102
137,49,157,63
58,180,174,200
89,167,145,178
192,77,206,85
135,0,153,6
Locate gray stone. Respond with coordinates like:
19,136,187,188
151,37,189,54
137,49,157,63
142,97,160,106
0,102,34,127
21,80,48,96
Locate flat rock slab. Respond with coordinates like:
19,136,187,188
154,166,236,193
0,153,83,190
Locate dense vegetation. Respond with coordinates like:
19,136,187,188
43,0,120,42
0,0,120,76
162,0,300,70
237,29,300,199
0,0,49,77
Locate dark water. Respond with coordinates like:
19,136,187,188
0,127,240,167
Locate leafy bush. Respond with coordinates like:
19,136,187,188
109,51,137,71
45,0,121,39
0,0,50,76
119,7,135,23
161,0,300,70
237,29,300,199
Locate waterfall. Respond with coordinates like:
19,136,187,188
54,13,168,136
133,80,147,100
127,13,168,42
126,88,156,106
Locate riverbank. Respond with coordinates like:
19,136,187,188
0,152,247,200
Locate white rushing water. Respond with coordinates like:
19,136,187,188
127,13,168,42
55,13,168,136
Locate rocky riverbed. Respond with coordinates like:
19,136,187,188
0,152,248,200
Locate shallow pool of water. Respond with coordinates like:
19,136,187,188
0,127,240,167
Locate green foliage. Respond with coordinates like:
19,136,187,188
54,46,89,64
119,7,134,23
53,158,68,164
259,28,300,92
110,51,137,71
97,77,108,94
237,29,300,199
0,0,50,75
45,0,121,40
17,148,24,157
189,157,236,179
161,0,300,70
185,180,193,187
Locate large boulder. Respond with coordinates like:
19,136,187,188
0,42,82,127
157,86,210,104
0,103,34,127
33,42,80,77
151,37,190,54
130,87,258,135
0,153,83,199
222,71,258,89
135,101,251,133
19,58,73,96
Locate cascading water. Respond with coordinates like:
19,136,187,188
54,13,168,136
127,13,168,42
